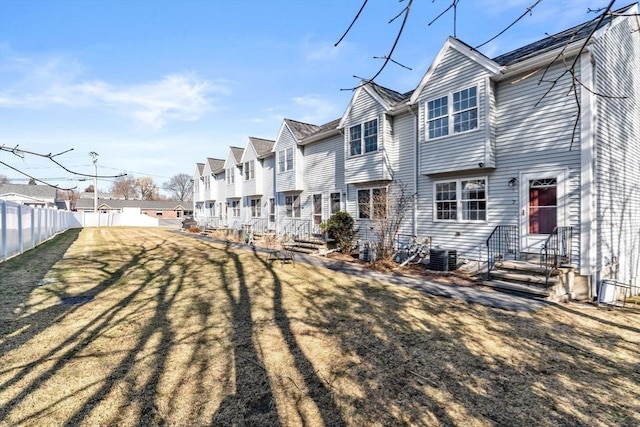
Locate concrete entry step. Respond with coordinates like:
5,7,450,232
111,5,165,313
483,280,551,298
489,270,558,286
495,260,560,276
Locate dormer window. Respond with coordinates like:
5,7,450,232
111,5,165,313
349,119,378,156
427,86,478,139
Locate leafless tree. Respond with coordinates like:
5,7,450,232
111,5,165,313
368,181,414,261
84,184,95,193
162,173,193,201
136,176,158,200
0,174,9,184
111,175,138,200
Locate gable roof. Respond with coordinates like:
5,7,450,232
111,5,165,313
230,146,244,165
194,162,205,177
249,137,275,158
299,118,341,145
75,198,187,210
493,3,637,66
284,119,321,140
0,183,58,200
338,81,408,128
410,37,502,104
206,157,225,174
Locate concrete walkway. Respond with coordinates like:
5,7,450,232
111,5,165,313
184,232,548,313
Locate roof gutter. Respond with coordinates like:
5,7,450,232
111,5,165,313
299,127,342,145
496,40,587,80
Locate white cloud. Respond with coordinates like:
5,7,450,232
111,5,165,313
0,52,232,129
291,95,340,124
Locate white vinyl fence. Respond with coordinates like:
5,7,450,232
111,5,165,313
1,200,80,262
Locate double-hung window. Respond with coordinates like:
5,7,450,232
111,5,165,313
285,194,301,218
428,96,448,139
453,87,477,133
349,119,378,156
427,86,478,139
330,192,341,214
230,200,240,217
278,148,294,172
244,160,255,180
250,198,261,217
434,178,486,221
226,168,234,184
357,187,387,220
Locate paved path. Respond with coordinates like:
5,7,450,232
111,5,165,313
183,232,548,313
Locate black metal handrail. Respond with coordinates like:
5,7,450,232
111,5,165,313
540,226,573,284
486,225,519,280
282,218,311,240
246,217,269,234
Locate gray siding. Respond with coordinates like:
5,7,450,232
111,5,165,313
415,60,582,264
275,126,303,192
304,133,345,221
241,143,258,197
594,17,640,286
417,48,495,174
344,89,392,184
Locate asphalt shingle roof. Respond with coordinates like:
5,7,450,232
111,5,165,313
75,198,188,210
0,183,58,200
230,147,244,165
206,158,225,174
249,137,275,157
284,119,321,140
492,3,635,66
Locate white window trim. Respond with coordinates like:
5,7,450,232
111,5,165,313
433,176,488,223
348,118,379,157
277,148,294,173
426,84,479,141
244,160,255,181
356,186,387,221
330,191,342,214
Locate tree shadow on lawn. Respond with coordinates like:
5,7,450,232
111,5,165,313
0,236,179,424
281,264,639,426
211,243,281,426
0,228,81,333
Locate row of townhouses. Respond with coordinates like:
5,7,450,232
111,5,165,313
193,5,639,296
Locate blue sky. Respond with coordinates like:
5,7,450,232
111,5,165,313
0,0,619,193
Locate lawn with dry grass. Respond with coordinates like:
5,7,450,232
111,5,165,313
0,227,638,426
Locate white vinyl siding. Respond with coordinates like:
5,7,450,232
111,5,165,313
343,89,391,184
418,47,493,174
593,15,640,285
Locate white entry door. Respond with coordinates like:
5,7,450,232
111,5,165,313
520,170,567,253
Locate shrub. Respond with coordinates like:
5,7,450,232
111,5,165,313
187,226,201,233
326,211,356,253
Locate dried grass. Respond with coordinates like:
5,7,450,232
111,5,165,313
0,228,638,426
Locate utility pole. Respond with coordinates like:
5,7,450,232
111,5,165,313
90,151,99,213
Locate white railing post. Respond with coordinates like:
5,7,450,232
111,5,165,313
1,200,7,262
18,204,23,255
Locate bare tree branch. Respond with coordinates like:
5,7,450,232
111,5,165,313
0,160,76,190
335,0,369,47
475,0,544,49
341,0,414,91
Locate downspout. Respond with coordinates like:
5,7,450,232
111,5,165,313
580,48,598,300
409,105,419,238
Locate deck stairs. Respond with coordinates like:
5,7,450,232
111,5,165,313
484,259,575,300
